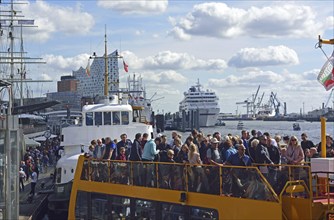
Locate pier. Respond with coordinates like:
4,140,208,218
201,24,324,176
19,169,54,220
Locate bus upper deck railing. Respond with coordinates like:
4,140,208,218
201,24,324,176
77,157,318,204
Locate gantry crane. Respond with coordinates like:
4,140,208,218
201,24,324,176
236,85,261,118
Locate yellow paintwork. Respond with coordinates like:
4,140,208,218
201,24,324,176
68,156,333,220
321,117,326,158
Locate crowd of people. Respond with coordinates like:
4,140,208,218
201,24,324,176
83,129,334,198
19,138,61,197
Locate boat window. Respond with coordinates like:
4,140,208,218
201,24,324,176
94,112,102,126
121,111,129,125
103,112,111,125
190,207,219,219
86,112,93,126
112,112,120,125
75,191,89,219
135,199,156,219
56,168,61,183
91,193,109,219
162,203,185,219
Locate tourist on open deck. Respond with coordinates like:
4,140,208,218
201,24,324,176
301,133,315,153
205,138,222,164
93,139,105,160
316,134,334,157
286,136,304,165
175,144,189,163
102,137,117,160
129,133,142,161
116,134,132,158
158,135,172,162
142,138,160,162
171,137,181,160
222,138,237,163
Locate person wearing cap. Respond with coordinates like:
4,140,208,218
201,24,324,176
205,138,222,164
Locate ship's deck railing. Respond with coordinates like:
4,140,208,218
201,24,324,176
311,171,334,210
252,163,312,197
78,158,315,204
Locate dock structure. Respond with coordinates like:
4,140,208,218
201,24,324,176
19,169,54,220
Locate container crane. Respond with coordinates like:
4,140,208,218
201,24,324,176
269,92,281,117
236,85,261,118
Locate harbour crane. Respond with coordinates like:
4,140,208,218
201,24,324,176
236,85,261,118
269,92,281,117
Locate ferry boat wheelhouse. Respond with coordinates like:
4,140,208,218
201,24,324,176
68,156,333,219
179,80,220,127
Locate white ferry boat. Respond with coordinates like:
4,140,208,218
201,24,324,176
48,33,154,215
179,80,220,127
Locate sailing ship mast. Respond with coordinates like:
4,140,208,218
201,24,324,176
0,0,50,106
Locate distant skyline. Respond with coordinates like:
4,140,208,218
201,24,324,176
0,0,334,115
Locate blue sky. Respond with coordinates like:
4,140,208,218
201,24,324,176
1,0,334,115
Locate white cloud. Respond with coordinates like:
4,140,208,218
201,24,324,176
169,2,329,40
121,50,227,71
142,70,187,84
18,1,94,42
97,0,168,15
43,54,89,70
228,45,299,68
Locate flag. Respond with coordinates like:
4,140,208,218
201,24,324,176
85,59,90,76
123,60,129,72
318,51,334,91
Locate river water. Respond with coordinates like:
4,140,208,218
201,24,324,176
163,120,334,144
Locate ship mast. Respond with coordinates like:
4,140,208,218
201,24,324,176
0,0,50,106
104,26,108,96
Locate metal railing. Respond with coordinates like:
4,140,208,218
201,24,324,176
311,171,334,212
79,158,280,203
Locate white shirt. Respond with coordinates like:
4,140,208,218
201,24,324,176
31,172,37,183
19,170,26,178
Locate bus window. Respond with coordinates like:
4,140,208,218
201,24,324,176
104,112,111,125
95,112,102,126
121,111,129,125
113,112,120,125
86,112,93,126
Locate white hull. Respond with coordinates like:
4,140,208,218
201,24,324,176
198,108,220,127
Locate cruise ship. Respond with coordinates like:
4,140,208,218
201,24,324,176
179,80,220,127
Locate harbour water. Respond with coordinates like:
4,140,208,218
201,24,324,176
163,120,334,144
